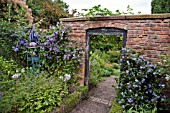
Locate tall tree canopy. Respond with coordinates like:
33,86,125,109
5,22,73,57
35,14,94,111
26,0,69,28
151,0,170,13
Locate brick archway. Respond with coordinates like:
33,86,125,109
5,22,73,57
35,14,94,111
85,27,127,86
60,14,170,86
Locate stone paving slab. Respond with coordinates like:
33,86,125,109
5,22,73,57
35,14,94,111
69,76,118,113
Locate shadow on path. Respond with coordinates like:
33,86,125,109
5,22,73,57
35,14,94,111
69,76,118,113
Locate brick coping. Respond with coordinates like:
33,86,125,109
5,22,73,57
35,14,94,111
60,14,170,22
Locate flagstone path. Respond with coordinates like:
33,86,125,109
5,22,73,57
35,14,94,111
69,76,118,113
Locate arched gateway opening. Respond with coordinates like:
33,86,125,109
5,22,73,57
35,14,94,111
85,27,127,86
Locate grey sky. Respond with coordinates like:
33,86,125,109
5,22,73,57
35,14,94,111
63,0,152,14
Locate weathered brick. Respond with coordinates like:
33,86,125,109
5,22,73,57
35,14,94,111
150,27,162,31
145,23,156,27
152,19,163,23
138,27,149,31
157,23,169,27
144,31,155,34
128,20,139,23
157,31,169,35
160,35,169,38
162,27,169,31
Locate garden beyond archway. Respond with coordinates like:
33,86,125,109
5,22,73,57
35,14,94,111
60,14,170,86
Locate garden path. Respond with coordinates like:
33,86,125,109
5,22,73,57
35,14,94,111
69,75,118,113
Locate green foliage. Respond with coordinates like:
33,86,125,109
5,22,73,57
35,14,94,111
126,107,157,113
157,47,170,111
0,1,33,24
62,92,80,113
79,5,114,17
26,0,69,28
109,100,122,113
0,73,68,113
90,35,122,52
78,4,140,17
116,48,166,112
89,52,103,87
151,0,170,14
0,57,18,80
0,4,29,62
76,86,88,99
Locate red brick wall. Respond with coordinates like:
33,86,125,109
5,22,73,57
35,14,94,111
60,14,170,86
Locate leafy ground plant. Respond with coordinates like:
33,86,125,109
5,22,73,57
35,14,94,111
116,48,166,112
0,73,68,113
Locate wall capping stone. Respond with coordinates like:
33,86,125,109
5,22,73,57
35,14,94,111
60,14,170,22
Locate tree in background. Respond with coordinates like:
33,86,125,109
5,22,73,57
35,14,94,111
0,0,33,24
151,0,170,13
26,0,69,28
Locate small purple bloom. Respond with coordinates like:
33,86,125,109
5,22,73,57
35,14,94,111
120,59,122,63
141,78,145,83
19,40,24,45
126,70,129,74
64,54,67,60
135,79,139,82
14,48,18,52
47,56,52,60
147,68,153,73
148,84,151,88
49,38,55,42
133,84,138,88
149,89,153,93
129,89,132,93
122,105,125,109
43,53,48,57
135,94,138,97
151,97,157,102
140,66,145,71
0,86,2,88
128,98,133,103
54,31,58,35
0,92,2,98
127,83,131,88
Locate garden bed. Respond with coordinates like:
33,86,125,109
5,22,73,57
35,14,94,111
50,86,88,113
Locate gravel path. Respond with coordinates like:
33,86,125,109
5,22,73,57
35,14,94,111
69,76,118,113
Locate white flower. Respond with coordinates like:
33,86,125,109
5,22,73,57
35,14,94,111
163,60,167,62
165,76,170,81
16,70,19,73
12,73,21,79
162,84,165,88
29,42,37,47
64,74,71,81
21,68,25,73
59,74,71,82
59,76,64,80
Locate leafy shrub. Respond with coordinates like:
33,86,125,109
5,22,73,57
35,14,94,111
112,69,120,76
102,68,112,77
62,92,80,113
11,23,83,77
116,48,166,112
107,50,121,63
112,63,120,69
0,74,68,113
109,100,122,113
157,47,170,111
76,86,88,98
0,57,18,80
